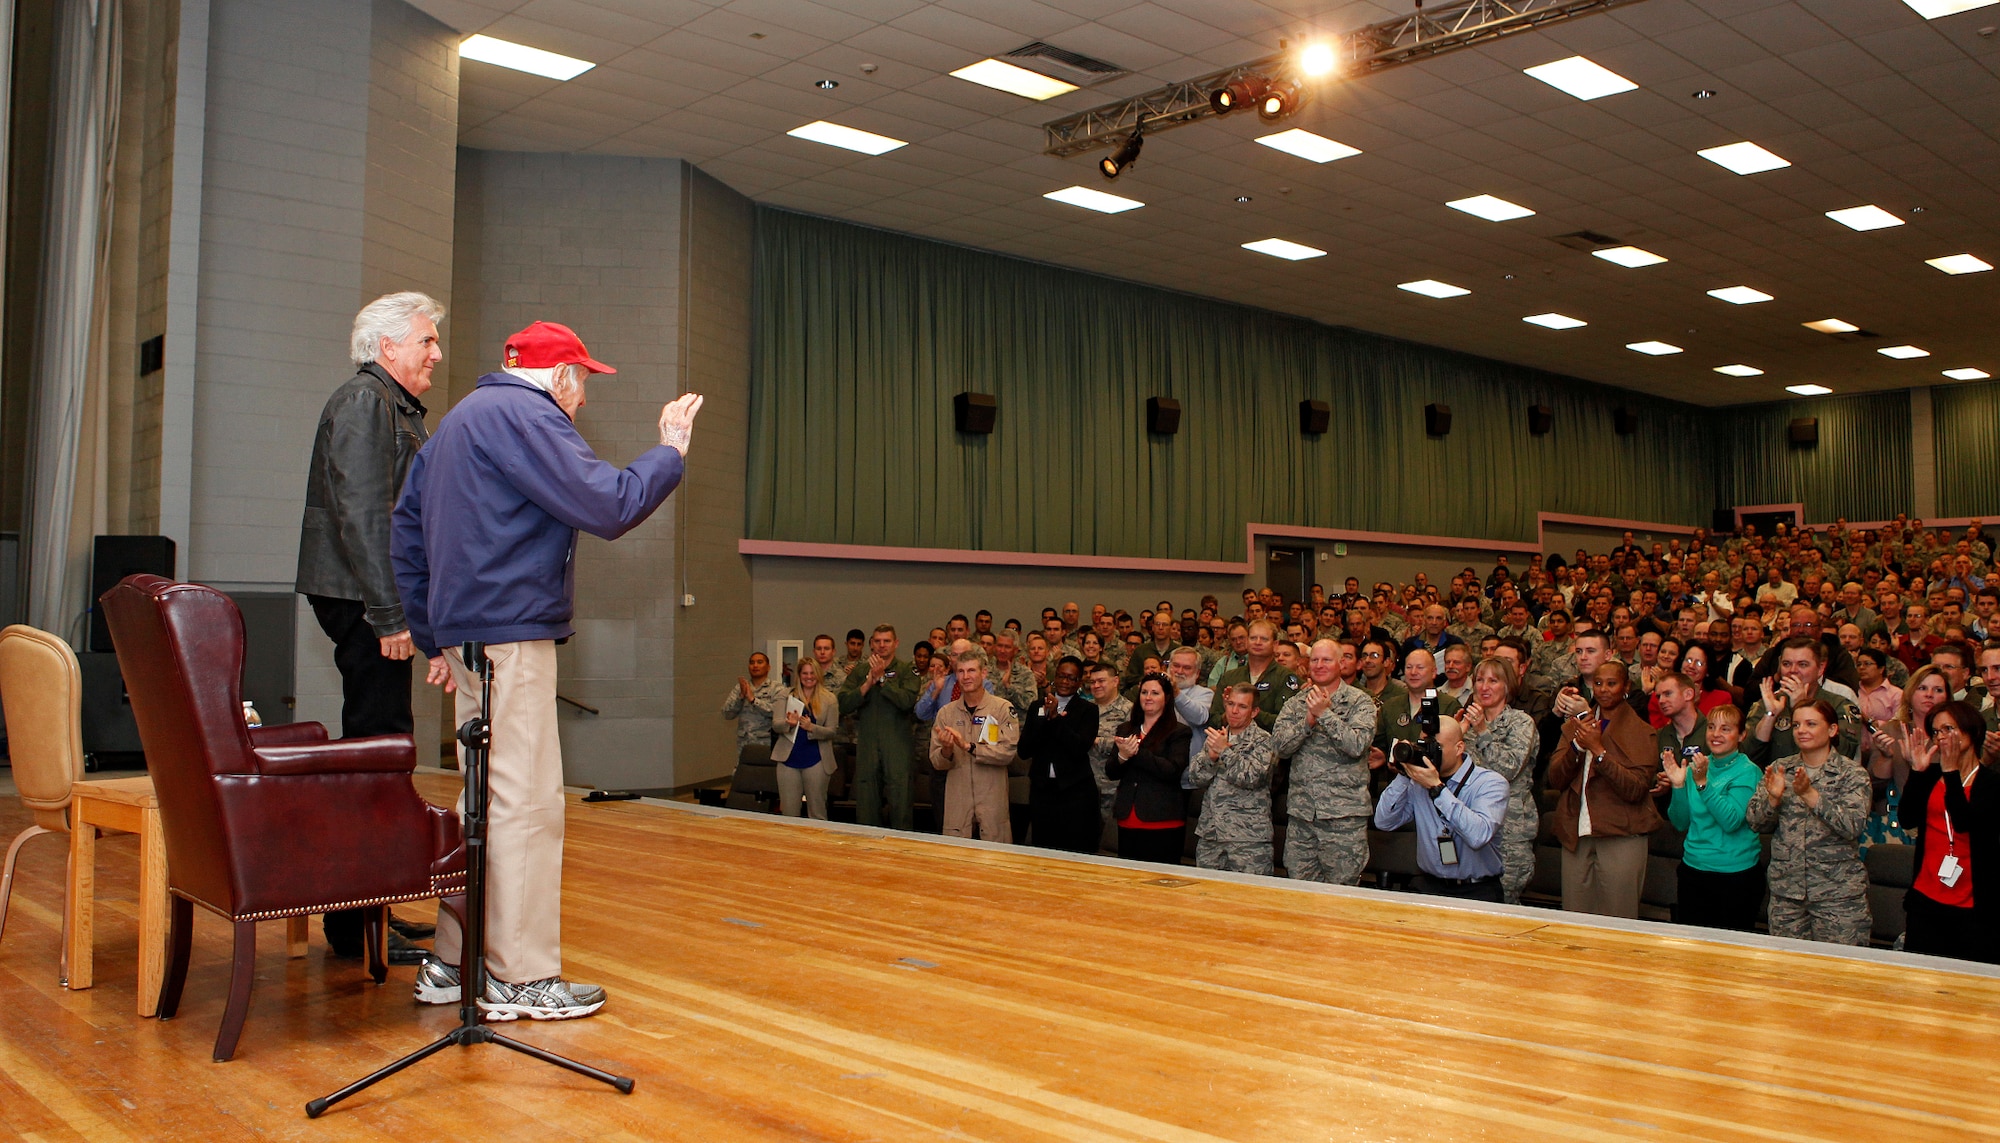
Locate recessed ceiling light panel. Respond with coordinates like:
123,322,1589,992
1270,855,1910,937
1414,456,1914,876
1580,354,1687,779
1878,345,1931,359
1242,238,1327,261
1802,318,1860,333
1626,341,1683,355
1523,55,1638,100
1926,253,1993,275
1593,245,1668,268
949,58,1078,100
1446,194,1535,221
1943,368,1991,380
786,121,907,155
1902,0,1999,19
1398,279,1471,298
1523,312,1586,329
1707,286,1774,305
1825,205,1904,231
459,34,595,80
1696,141,1791,175
1043,185,1144,214
1714,364,1765,377
1255,129,1361,163
1786,384,1833,395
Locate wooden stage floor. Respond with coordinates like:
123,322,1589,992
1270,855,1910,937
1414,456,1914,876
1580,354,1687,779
3,769,1999,1142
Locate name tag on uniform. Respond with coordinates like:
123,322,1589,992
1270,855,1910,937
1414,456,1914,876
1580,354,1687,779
1256,681,1270,691
884,671,897,678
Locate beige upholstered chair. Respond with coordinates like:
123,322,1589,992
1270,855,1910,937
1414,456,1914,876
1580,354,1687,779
0,624,85,968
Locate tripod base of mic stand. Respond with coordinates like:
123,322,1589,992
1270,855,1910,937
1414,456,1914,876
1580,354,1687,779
305,1020,634,1118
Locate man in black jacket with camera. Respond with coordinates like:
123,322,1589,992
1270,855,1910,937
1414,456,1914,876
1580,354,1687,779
1019,657,1101,853
294,291,444,962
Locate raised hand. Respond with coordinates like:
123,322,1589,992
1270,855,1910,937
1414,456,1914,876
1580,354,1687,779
1906,728,1939,772
1690,751,1709,787
738,676,753,701
1659,750,1687,788
659,392,704,454
1759,676,1785,717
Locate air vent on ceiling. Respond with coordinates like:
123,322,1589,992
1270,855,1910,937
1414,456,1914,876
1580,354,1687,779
1551,229,1623,252
1004,41,1130,87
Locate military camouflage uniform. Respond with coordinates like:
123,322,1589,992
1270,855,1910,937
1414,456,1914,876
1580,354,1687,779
1446,621,1495,646
1186,722,1277,875
1379,612,1412,642
821,658,859,750
721,680,788,754
1745,751,1871,946
1088,695,1134,823
1744,690,1863,767
1468,705,1539,903
992,660,1039,715
1269,683,1378,885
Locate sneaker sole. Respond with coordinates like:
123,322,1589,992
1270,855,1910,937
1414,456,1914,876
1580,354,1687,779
478,998,605,1023
414,981,461,1005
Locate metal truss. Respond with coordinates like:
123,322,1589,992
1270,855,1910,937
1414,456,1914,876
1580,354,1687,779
1042,0,1652,158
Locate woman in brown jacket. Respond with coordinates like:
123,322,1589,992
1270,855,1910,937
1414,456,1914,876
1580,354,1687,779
1547,662,1663,918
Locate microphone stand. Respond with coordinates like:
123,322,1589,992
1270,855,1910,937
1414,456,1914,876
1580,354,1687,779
307,642,634,1118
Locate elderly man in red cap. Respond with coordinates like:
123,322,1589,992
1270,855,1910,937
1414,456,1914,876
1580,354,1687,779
392,320,702,1021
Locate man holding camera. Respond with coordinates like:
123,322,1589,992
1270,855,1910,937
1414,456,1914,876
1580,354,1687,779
1373,715,1509,901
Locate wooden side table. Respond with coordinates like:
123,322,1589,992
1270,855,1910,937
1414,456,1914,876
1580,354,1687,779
67,777,168,1015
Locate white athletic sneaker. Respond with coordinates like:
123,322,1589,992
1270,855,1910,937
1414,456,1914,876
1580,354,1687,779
413,958,461,1005
478,976,608,1022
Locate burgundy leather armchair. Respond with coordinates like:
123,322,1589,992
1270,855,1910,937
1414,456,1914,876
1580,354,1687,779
101,575,464,1061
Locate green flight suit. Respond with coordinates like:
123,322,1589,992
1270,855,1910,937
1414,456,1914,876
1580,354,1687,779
839,658,920,829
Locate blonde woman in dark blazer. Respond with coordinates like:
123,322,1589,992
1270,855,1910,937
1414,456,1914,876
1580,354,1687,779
771,657,841,819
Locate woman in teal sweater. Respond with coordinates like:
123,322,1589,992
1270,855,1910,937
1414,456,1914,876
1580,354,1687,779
1662,704,1765,931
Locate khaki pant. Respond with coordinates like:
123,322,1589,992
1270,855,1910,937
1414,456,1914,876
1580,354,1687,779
1560,834,1649,919
433,641,565,984
941,760,1012,841
777,757,835,820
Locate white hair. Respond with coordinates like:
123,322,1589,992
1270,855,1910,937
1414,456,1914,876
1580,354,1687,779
350,291,445,365
503,363,582,394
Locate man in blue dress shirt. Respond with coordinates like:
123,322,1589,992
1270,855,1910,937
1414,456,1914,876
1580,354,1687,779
1373,715,1510,902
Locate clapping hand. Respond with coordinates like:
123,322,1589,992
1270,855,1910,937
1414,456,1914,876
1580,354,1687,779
1779,675,1810,710
1764,761,1788,803
1572,716,1606,755
738,676,754,701
1906,728,1938,772
934,725,964,752
1115,734,1140,760
785,709,803,728
1792,765,1820,808
1461,701,1488,733
868,652,890,681
1553,686,1586,719
1660,750,1687,789
1204,727,1229,759
1689,751,1709,787
1304,685,1332,723
1044,691,1061,718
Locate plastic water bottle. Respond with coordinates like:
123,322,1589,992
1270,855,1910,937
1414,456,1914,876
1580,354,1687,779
242,700,262,727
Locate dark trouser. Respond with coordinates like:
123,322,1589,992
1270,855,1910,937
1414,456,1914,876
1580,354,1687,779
308,594,413,954
1410,872,1505,902
1904,889,1988,962
854,732,913,831
1117,824,1186,866
1031,793,1102,855
1673,862,1764,932
929,769,949,833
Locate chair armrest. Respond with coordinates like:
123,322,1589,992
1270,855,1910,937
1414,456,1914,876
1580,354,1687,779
248,722,328,748
253,733,417,776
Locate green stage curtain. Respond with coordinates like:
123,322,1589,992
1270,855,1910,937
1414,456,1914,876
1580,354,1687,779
1934,381,2000,519
1708,392,1912,524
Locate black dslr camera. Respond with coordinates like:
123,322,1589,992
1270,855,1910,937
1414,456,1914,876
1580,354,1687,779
1390,689,1443,771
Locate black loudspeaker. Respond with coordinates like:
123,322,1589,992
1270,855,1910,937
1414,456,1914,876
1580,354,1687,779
90,535,176,652
1614,407,1638,435
1528,404,1553,435
1299,399,1330,435
1788,417,1819,448
1713,508,1738,533
954,391,996,434
79,651,144,759
1424,403,1452,437
1147,396,1181,435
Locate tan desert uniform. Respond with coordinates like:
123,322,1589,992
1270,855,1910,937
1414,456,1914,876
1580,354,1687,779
931,690,1021,842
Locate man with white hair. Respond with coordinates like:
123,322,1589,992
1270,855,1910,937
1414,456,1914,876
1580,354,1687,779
393,319,703,1021
294,290,445,964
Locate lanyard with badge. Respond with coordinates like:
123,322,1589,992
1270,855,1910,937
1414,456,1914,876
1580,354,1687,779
1939,769,1975,888
1434,763,1477,866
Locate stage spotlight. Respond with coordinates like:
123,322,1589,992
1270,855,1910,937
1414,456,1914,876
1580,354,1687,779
1299,42,1337,77
1099,131,1143,178
1210,76,1269,114
1258,79,1301,120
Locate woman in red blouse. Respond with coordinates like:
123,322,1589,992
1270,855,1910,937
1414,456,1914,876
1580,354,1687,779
1898,701,1995,962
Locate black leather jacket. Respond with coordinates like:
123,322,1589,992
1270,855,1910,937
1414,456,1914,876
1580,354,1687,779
294,364,429,634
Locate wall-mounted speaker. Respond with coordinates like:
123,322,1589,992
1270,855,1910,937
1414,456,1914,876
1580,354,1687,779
1712,508,1738,533
1614,407,1638,436
954,391,996,434
1299,399,1330,435
1147,396,1181,435
1424,403,1452,437
1788,417,1819,448
1527,404,1553,435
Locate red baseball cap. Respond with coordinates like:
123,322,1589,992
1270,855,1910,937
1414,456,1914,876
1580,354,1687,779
503,320,617,374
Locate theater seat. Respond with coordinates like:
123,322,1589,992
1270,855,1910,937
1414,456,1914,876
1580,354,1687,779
727,744,779,812
1865,842,1915,948
1364,827,1418,889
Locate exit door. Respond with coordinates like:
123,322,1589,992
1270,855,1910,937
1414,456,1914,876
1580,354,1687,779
1267,546,1312,609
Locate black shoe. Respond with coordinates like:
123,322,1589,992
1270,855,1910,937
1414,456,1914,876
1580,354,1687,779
388,915,436,941
387,930,429,967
